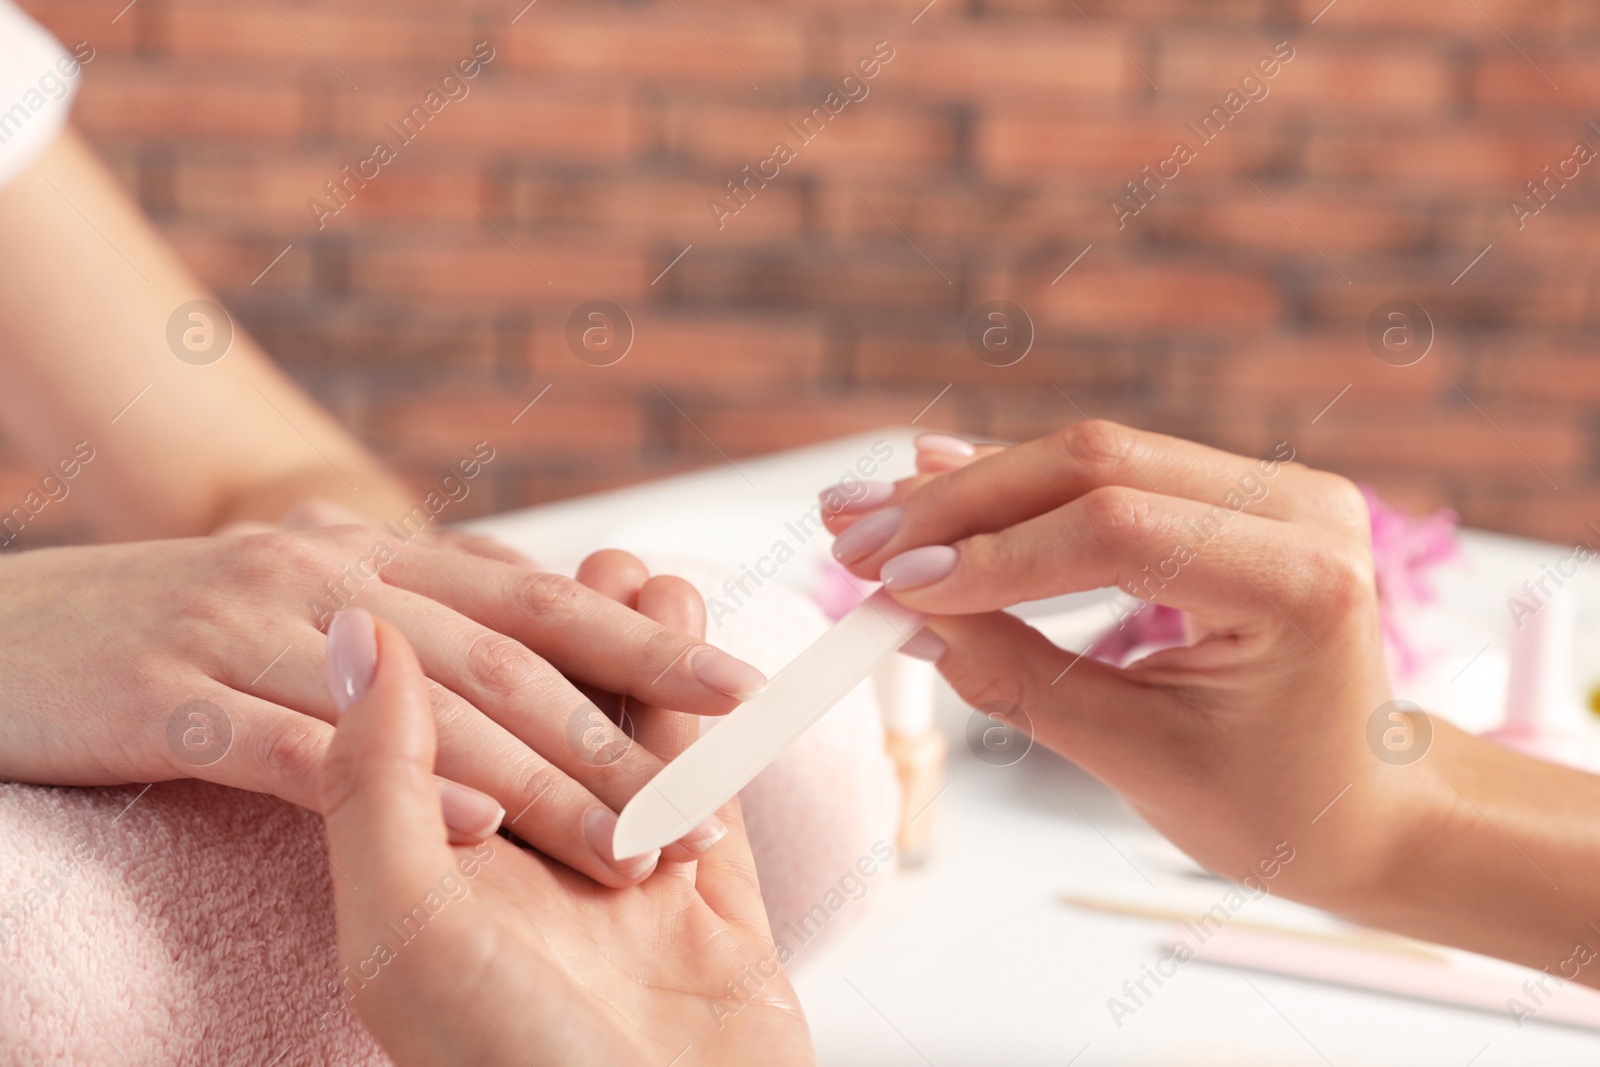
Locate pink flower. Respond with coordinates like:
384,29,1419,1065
1361,484,1460,681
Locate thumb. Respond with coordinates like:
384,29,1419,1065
922,611,1171,777
319,609,476,905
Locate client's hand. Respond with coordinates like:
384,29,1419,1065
216,495,538,569
0,528,766,886
826,423,1403,903
321,609,815,1067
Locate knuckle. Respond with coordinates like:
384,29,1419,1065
506,761,565,826
514,570,587,617
1056,418,1133,475
228,531,328,588
318,742,367,822
249,716,326,793
959,668,1030,719
641,624,693,680
427,682,479,736
464,632,546,699
1304,538,1376,617
1319,474,1371,535
1078,485,1154,552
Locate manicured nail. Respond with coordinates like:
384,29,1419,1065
899,630,947,662
437,778,505,842
585,806,659,879
691,646,768,698
915,433,975,458
326,608,377,714
679,815,730,853
819,480,895,516
881,545,958,591
832,506,903,563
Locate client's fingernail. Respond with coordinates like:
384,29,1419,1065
326,608,377,714
899,630,947,662
881,545,958,591
832,506,903,563
691,646,768,698
585,806,659,879
915,433,975,458
437,779,505,842
680,815,730,853
819,480,895,516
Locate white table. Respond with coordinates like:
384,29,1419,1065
465,430,1600,1066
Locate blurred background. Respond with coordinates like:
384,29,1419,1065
12,0,1600,544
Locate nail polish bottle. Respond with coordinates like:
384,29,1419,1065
1489,582,1600,770
874,653,946,866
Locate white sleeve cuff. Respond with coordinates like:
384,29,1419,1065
0,4,85,190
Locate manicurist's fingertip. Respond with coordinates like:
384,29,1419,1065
326,608,378,714
881,545,958,592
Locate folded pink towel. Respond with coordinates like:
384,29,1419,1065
0,577,900,1064
0,778,386,1064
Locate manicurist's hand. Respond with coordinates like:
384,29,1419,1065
320,610,815,1067
0,527,766,886
826,423,1600,984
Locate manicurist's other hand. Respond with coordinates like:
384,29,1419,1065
826,423,1600,982
320,610,815,1067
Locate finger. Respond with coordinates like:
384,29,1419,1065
838,422,1347,580
571,556,726,862
819,440,1005,537
374,585,728,877
874,486,1369,637
575,548,650,607
631,574,727,864
433,529,539,569
154,680,334,811
277,497,368,529
920,611,1179,790
632,574,707,762
186,657,505,848
913,433,1004,475
379,546,768,709
318,613,522,1059
424,676,665,887
229,610,669,885
320,611,459,916
693,796,771,939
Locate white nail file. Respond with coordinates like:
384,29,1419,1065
613,588,927,860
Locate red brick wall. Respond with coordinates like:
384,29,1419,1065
14,0,1600,543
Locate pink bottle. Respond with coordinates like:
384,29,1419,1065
1488,581,1600,769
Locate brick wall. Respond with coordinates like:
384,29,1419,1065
14,0,1600,544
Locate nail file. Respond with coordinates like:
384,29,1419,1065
613,588,927,860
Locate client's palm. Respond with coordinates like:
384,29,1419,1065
320,610,815,1067
445,822,808,1066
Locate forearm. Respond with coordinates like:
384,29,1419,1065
1327,722,1600,989
0,127,411,537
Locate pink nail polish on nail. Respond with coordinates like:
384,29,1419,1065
326,608,377,714
831,506,903,564
820,480,895,516
881,545,958,591
915,433,976,458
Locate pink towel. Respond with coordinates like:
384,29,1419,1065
0,576,901,1064
0,779,386,1065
